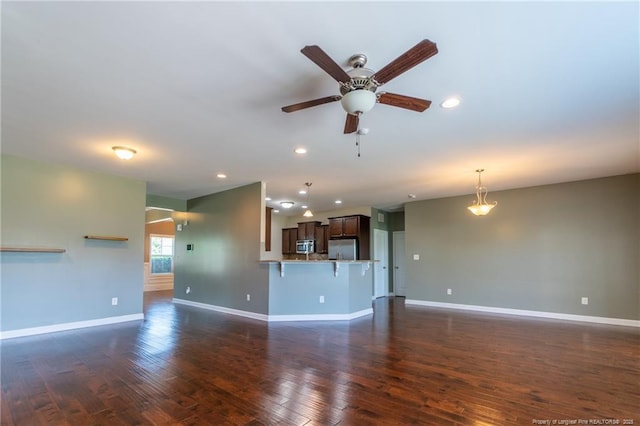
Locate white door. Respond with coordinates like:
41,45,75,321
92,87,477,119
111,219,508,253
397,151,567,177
393,231,407,296
373,229,389,299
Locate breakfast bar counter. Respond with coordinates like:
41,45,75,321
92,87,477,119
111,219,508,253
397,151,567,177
260,260,374,321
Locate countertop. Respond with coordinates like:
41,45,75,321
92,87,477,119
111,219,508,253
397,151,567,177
259,259,375,263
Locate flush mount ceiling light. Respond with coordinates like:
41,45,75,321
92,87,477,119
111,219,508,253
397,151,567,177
112,146,136,160
280,201,295,209
468,169,497,216
440,96,461,109
302,182,314,217
216,173,227,179
294,147,307,154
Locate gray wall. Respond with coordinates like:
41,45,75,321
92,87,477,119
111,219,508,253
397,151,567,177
1,155,146,332
173,182,270,314
405,174,639,320
268,263,371,315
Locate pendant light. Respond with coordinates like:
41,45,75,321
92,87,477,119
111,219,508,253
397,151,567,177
467,169,497,216
302,182,313,217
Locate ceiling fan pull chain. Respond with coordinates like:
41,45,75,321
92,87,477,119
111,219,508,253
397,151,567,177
356,132,361,157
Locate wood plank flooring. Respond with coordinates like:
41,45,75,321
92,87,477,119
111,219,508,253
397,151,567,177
1,292,638,425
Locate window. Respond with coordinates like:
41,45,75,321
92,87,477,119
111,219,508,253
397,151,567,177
150,234,174,274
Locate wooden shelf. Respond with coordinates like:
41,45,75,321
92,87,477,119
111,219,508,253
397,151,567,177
84,235,128,241
1,247,66,253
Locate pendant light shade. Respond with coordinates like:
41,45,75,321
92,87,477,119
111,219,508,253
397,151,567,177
302,182,313,217
468,169,497,216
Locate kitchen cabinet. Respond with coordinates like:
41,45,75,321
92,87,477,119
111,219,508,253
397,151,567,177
282,228,298,255
329,215,369,238
328,215,370,260
297,221,321,240
315,224,329,254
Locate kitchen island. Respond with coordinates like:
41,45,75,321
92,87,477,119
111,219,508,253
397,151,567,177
261,260,374,321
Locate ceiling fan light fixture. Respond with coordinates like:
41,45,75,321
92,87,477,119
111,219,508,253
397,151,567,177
340,89,377,115
280,201,295,209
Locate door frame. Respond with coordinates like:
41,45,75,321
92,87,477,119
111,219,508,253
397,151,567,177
373,228,389,299
392,231,406,297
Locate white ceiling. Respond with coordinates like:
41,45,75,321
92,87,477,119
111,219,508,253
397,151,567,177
2,1,638,214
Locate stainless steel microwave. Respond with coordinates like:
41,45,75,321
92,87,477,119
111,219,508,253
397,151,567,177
296,239,315,254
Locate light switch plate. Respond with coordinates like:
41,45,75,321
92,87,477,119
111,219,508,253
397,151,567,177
413,254,420,260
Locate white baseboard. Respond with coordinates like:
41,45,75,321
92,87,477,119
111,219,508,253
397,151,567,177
405,299,640,328
0,313,145,340
268,308,373,322
173,298,373,322
173,298,269,321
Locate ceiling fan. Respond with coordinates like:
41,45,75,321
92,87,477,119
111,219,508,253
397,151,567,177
281,39,438,134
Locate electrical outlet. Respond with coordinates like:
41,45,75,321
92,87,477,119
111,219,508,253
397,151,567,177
581,297,589,305
186,286,191,294
111,297,118,306
447,288,452,295
319,295,325,303
246,294,251,301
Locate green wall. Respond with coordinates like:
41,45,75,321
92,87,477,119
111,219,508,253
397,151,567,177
405,174,640,320
173,182,270,314
146,193,187,211
1,155,146,333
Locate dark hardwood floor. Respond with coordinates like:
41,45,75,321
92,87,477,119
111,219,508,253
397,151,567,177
1,291,638,425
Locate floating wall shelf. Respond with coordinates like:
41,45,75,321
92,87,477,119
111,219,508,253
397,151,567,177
1,247,66,253
83,235,129,241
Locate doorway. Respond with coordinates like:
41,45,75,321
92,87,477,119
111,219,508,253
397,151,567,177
144,219,175,292
373,229,389,299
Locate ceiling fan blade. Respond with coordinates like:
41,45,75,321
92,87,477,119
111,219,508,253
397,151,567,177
281,95,341,113
377,92,432,112
344,113,359,134
372,39,438,85
301,45,351,84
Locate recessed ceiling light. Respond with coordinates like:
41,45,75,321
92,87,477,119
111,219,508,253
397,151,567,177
440,97,461,109
112,146,136,160
408,194,417,199
301,205,308,209
273,209,280,213
298,190,307,195
217,173,227,179
265,197,271,201
335,200,342,204
294,147,307,154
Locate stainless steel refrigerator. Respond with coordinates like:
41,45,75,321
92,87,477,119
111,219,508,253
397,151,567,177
328,239,357,260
